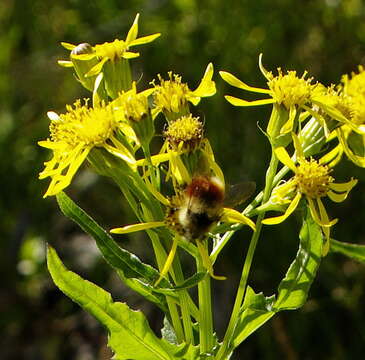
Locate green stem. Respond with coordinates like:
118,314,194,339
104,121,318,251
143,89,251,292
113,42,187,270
171,252,195,345
197,241,214,355
216,151,279,360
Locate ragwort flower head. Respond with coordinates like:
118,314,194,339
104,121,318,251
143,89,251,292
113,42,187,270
60,14,160,76
263,134,357,255
151,63,216,121
220,54,318,135
164,114,204,152
340,66,365,126
39,100,136,197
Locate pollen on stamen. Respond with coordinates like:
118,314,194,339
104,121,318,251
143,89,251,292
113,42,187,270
164,114,204,151
152,72,190,114
268,69,315,109
50,100,118,147
295,159,334,199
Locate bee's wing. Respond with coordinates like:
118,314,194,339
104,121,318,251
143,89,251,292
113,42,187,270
224,181,256,208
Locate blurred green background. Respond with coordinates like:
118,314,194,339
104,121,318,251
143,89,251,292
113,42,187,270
1,0,365,359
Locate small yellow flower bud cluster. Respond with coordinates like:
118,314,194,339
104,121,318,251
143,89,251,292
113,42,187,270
164,114,203,151
294,159,334,199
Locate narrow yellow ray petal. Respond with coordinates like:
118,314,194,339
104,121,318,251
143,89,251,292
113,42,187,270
274,147,297,172
307,198,337,227
292,132,304,158
61,42,76,50
221,208,256,231
57,60,74,68
329,178,358,192
191,63,216,98
126,13,139,44
136,152,171,166
154,238,178,286
110,221,165,234
129,33,161,46
258,53,271,80
196,241,226,281
122,51,140,59
219,71,271,94
224,95,274,107
262,192,302,225
317,198,330,256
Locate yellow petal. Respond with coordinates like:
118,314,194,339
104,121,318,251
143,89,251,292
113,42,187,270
307,198,337,227
221,208,256,231
292,132,304,158
61,42,76,50
258,53,271,80
329,178,357,192
224,96,274,107
191,63,216,98
110,221,165,234
136,152,172,166
219,71,271,94
262,192,302,225
122,51,140,59
57,60,74,67
196,241,226,281
154,238,178,286
129,33,161,46
126,13,139,44
274,147,297,172
316,198,330,256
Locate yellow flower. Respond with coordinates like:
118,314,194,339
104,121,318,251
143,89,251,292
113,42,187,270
220,54,318,134
59,14,160,77
317,68,365,168
151,63,216,120
263,134,357,255
38,100,136,197
164,114,204,152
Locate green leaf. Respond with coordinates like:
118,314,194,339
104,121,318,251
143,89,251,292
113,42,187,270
47,246,178,360
232,209,323,349
232,286,275,347
154,272,207,295
330,238,365,264
274,209,323,310
56,192,170,311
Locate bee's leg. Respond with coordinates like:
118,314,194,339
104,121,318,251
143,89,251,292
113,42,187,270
154,237,178,286
196,240,226,281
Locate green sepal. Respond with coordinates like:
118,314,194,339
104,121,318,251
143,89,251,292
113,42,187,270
47,246,199,360
56,191,170,311
330,238,365,264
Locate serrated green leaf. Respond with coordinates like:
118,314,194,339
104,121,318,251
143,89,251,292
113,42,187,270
47,246,177,360
274,209,322,310
232,210,323,349
330,238,365,264
56,192,170,311
232,286,275,347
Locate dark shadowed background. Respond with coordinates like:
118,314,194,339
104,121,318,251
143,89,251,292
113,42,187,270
1,0,365,359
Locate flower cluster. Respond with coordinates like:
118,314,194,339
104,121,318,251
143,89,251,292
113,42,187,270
221,55,361,255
